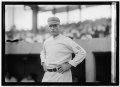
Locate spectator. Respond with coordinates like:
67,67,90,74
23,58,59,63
5,34,8,42
72,75,79,82
81,33,92,40
5,72,17,82
20,74,36,82
33,34,45,43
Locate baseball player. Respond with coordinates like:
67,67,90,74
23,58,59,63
40,17,86,82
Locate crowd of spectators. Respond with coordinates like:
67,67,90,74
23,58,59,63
5,72,37,82
5,18,111,43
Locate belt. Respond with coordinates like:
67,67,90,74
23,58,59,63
47,68,57,72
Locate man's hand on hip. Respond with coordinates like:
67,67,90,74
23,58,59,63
42,62,47,72
57,62,72,74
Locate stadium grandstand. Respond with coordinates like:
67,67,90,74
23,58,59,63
4,4,117,84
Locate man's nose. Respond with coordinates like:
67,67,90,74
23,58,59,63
51,27,55,30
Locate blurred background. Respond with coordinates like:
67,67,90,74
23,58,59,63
4,4,116,84
5,5,111,42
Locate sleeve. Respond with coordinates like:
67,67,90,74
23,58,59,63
68,39,87,67
40,43,46,65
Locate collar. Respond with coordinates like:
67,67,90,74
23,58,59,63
52,34,62,39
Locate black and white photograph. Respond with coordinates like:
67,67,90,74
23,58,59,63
2,1,119,86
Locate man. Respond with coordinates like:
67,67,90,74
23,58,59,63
40,17,86,82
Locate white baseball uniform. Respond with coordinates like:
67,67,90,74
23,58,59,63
40,34,86,82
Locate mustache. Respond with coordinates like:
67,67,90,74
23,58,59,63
51,30,56,32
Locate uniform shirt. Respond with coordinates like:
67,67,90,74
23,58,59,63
40,34,86,69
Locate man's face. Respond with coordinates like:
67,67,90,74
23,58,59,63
49,24,60,36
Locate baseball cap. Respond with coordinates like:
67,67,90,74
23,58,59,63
47,17,60,25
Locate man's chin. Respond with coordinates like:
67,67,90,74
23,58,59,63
51,32,57,35
51,33,59,36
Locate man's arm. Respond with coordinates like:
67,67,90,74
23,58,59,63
68,40,86,67
57,38,86,74
40,43,47,71
40,45,46,65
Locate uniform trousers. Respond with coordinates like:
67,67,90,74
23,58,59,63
42,69,72,82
